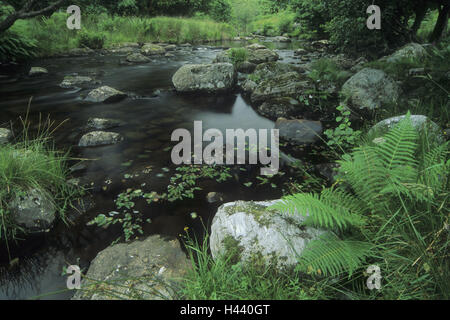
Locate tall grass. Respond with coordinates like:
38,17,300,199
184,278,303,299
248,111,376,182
249,11,296,36
7,12,236,58
180,233,327,300
0,108,80,247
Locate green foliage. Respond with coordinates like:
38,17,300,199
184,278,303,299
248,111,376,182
308,58,352,87
227,47,248,67
272,115,450,298
250,10,296,36
167,165,232,202
0,115,80,245
88,189,156,242
181,233,327,300
324,105,362,151
77,30,106,49
0,29,37,62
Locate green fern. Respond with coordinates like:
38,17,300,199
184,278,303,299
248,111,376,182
295,233,373,278
272,114,448,282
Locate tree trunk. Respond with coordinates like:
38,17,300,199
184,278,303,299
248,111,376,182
411,3,428,35
429,3,449,43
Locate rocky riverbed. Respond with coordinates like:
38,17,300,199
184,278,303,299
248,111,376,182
0,38,443,299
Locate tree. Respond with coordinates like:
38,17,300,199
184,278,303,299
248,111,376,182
0,0,66,32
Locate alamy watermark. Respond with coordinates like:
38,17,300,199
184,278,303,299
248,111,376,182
170,121,279,176
366,265,382,290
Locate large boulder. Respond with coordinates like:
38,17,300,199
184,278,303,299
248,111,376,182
275,118,323,145
247,48,279,64
341,68,401,111
252,62,302,84
141,43,165,56
369,114,444,144
86,86,127,103
385,43,427,63
210,200,326,270
251,72,311,105
0,128,13,144
9,188,56,233
78,131,124,147
172,63,237,93
72,235,191,300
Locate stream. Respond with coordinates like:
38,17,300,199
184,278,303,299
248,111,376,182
0,40,306,299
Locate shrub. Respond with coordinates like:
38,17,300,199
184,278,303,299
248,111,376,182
227,47,248,67
77,30,106,49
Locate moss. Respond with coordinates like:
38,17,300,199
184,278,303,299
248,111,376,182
224,202,277,227
223,235,244,265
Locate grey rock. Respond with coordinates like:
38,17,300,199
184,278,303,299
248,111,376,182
210,200,327,270
275,118,323,145
206,192,224,204
172,63,237,94
274,36,291,43
369,114,443,144
29,67,48,76
251,72,311,105
237,61,257,74
9,188,56,233
126,52,151,63
86,86,127,103
294,48,308,56
408,68,426,77
240,79,257,95
213,50,232,64
72,235,191,300
87,118,123,130
246,43,267,51
60,75,98,89
0,128,13,144
247,49,279,64
78,131,124,147
141,43,165,56
385,43,427,63
253,62,301,83
257,97,299,120
341,68,401,110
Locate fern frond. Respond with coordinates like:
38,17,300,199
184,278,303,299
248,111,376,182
375,114,418,171
297,233,373,277
271,189,366,230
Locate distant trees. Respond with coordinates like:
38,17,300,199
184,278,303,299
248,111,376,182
291,0,449,55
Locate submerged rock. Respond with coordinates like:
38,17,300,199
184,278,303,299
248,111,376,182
0,128,13,144
257,97,299,120
78,131,124,147
206,192,224,204
141,43,165,56
126,52,151,63
29,67,48,76
86,86,127,103
9,188,56,233
172,63,237,94
210,200,326,270
87,118,123,130
72,235,191,300
275,118,323,145
341,68,401,111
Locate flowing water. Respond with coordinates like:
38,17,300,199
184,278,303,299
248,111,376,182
0,40,305,299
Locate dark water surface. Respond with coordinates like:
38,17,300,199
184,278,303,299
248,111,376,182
0,40,303,299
